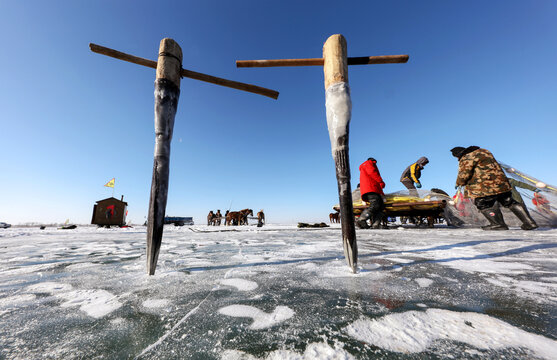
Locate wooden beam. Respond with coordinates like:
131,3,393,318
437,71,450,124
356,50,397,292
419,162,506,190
237,58,324,67
90,43,157,69
181,68,279,99
348,54,409,65
90,43,279,99
236,54,409,68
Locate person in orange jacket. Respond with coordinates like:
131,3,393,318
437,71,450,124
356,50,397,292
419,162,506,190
357,158,386,229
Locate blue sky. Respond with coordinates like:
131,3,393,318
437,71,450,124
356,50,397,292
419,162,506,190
1,1,556,225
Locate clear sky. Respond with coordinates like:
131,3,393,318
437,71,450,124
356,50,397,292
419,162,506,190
1,1,556,225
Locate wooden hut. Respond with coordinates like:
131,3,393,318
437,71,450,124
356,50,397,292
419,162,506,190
91,196,128,227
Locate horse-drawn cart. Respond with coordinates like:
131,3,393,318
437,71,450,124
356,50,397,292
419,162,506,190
333,193,447,228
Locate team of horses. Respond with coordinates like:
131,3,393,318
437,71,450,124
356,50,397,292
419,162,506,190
207,209,264,226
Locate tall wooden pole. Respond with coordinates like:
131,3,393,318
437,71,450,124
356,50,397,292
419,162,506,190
90,40,279,275
146,38,183,275
323,34,357,273
235,35,407,273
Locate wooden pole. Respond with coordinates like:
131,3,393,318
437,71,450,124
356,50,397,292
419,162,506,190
236,54,409,68
146,38,183,275
89,43,278,99
235,36,408,273
323,34,357,273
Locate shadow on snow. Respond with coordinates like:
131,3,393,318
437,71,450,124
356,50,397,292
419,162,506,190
177,238,556,273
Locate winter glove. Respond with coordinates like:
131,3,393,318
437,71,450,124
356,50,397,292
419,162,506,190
455,185,459,190
415,183,422,188
534,188,541,193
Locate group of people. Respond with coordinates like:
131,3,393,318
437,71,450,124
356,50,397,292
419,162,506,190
207,210,224,226
357,146,543,230
356,155,430,229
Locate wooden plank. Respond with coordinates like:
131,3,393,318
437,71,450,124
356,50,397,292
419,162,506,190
236,55,409,68
237,58,324,67
348,55,409,65
90,43,279,99
350,200,446,210
181,68,279,99
90,43,158,69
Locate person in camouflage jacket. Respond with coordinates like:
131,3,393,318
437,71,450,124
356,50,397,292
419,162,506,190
451,146,537,230
454,146,511,198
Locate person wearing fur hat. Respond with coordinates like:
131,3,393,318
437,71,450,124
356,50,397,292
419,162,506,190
451,146,537,230
400,156,429,197
357,158,386,229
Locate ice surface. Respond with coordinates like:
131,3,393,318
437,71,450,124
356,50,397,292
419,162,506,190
0,224,556,359
142,299,170,308
221,342,356,359
414,278,434,287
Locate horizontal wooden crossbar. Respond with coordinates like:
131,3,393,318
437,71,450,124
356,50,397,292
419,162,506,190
90,43,279,99
236,55,409,68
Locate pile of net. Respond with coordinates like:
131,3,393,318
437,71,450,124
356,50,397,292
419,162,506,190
414,163,556,228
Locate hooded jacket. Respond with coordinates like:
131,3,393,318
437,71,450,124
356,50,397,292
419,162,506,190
455,147,511,198
400,156,429,183
359,159,385,196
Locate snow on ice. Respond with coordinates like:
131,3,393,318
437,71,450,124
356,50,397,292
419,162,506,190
219,278,259,291
0,224,556,359
218,304,295,330
344,309,556,357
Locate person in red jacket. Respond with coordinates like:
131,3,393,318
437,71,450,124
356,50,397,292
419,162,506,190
357,157,386,229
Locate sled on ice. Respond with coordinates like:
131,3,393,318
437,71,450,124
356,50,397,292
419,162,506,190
333,191,448,228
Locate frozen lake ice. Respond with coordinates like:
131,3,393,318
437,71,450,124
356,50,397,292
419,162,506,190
0,224,556,359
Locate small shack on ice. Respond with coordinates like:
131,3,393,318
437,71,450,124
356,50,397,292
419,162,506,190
91,196,128,227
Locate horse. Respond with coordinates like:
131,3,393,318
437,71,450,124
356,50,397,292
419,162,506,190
329,212,340,223
239,208,253,225
207,211,215,226
225,211,241,226
226,209,253,226
257,210,265,226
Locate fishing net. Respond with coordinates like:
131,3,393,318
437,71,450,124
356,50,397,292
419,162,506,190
425,163,557,228
499,163,557,227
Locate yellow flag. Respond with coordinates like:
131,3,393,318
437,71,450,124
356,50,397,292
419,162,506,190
104,178,115,188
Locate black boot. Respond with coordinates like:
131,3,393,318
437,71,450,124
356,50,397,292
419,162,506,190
480,207,508,230
371,211,384,229
508,203,538,230
357,208,372,229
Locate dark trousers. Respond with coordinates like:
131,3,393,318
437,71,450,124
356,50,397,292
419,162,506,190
401,179,418,197
362,192,385,213
474,191,517,210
